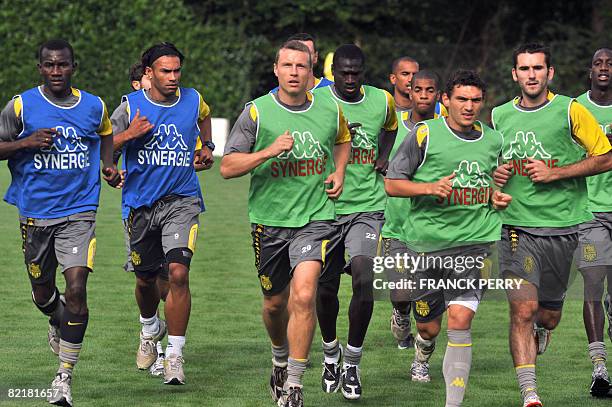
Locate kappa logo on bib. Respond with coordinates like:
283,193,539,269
351,126,375,150
145,124,188,151
349,125,376,165
41,126,87,153
503,131,551,160
503,131,559,176
271,131,327,177
138,123,192,167
452,160,490,188
277,131,323,160
435,160,493,206
34,125,90,170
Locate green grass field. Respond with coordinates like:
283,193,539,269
0,161,609,407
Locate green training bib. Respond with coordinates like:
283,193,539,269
316,85,388,214
492,94,592,227
576,91,612,212
382,113,413,241
404,118,503,252
248,93,339,227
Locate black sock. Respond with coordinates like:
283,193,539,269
347,256,374,347
317,275,341,343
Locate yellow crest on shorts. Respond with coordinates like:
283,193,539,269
131,251,141,266
28,263,41,279
260,275,272,291
415,300,430,317
583,244,597,262
523,256,535,274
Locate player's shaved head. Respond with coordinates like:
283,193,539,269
593,47,612,60
38,39,75,63
411,70,441,90
391,56,418,74
333,44,365,67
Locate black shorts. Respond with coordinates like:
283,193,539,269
20,213,96,285
251,221,336,296
128,195,200,274
383,239,489,323
321,211,384,279
499,226,577,310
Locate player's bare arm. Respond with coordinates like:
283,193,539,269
385,172,455,198
325,139,350,199
100,134,121,188
0,128,57,160
375,128,397,174
524,151,612,183
194,114,214,171
220,131,293,179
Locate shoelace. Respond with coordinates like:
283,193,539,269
323,362,339,377
345,366,361,383
274,366,287,383
168,356,185,373
288,388,303,405
393,310,411,329
594,363,608,378
140,340,155,353
413,362,429,375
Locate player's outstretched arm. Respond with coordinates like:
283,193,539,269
375,128,397,174
524,151,612,183
325,140,351,199
0,128,56,160
220,131,293,179
100,134,121,188
385,173,455,198
194,114,214,171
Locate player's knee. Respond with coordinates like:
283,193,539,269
511,302,537,324
537,308,562,329
417,321,441,339
447,311,473,330
318,279,339,303
31,285,55,305
136,274,157,289
168,263,189,288
291,286,317,311
263,294,287,316
350,256,374,282
64,283,87,312
582,270,606,300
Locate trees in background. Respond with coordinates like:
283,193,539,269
1,0,610,120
